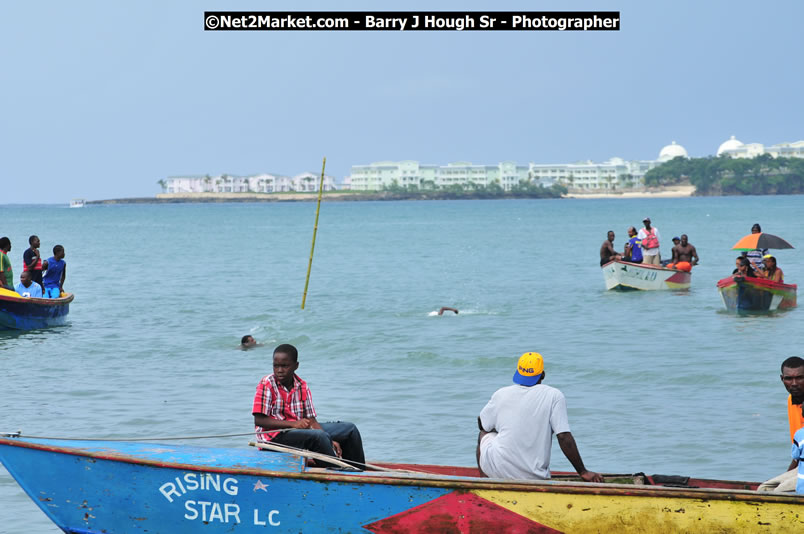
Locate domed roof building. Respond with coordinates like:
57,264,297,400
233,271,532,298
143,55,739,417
658,141,688,162
717,135,744,156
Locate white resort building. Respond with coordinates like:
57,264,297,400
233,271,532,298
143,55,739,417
160,136,804,195
161,173,338,194
716,135,804,159
349,143,686,192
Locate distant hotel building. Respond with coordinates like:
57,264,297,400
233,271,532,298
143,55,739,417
162,172,338,194
162,137,804,194
349,143,687,192
716,136,804,159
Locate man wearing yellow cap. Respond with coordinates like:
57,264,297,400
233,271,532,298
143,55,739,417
476,352,603,482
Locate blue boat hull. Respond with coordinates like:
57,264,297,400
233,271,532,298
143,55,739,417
2,437,802,533
0,292,73,330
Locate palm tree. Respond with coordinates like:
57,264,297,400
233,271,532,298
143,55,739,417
157,179,167,193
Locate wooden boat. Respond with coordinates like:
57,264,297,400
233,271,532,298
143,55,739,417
601,260,691,290
716,275,797,312
0,289,73,330
1,435,802,533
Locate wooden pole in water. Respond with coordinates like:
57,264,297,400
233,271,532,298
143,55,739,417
301,157,326,309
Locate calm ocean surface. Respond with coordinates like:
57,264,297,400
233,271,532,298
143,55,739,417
1,197,803,532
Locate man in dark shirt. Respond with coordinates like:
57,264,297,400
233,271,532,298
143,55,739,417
23,235,45,290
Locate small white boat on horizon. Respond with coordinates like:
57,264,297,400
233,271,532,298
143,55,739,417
69,198,86,208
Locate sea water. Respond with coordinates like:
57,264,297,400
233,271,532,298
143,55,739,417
1,196,803,532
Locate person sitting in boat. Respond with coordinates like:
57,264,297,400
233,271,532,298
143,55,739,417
42,245,66,299
758,357,804,493
476,352,603,483
667,234,699,270
732,257,756,279
757,255,784,283
599,231,621,266
745,223,768,270
0,237,13,291
15,270,42,298
623,227,642,264
252,343,365,468
793,427,804,494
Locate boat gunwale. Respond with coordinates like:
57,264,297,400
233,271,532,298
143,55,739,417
0,292,74,307
602,260,691,274
716,275,797,292
2,438,801,504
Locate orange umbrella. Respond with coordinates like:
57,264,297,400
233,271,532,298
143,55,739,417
731,232,794,251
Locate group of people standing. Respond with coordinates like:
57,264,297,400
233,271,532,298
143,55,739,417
0,235,67,299
600,217,699,268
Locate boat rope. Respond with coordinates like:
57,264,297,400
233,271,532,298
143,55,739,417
248,440,417,474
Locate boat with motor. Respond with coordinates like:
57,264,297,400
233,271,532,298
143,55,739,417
601,260,691,290
716,275,797,312
0,287,73,330
69,198,86,208
1,434,801,533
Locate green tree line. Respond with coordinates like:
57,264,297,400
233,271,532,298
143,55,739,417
379,179,567,199
644,155,804,195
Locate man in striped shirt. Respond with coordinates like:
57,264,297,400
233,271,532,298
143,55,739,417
252,343,365,468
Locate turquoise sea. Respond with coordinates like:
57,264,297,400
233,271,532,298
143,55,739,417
1,197,803,532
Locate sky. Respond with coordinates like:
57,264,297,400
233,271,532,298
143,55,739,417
2,0,802,203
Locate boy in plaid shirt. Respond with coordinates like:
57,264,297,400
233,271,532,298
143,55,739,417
252,344,365,468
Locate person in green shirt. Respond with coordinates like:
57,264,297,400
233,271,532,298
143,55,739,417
0,237,12,290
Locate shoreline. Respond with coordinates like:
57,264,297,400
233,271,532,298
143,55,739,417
563,185,696,199
89,187,697,204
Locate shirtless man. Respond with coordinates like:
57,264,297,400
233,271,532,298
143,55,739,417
599,231,621,266
671,234,699,265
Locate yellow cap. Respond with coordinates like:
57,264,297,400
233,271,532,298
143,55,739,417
514,352,544,386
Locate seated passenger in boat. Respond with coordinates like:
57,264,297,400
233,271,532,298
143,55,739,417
15,271,42,298
732,257,756,279
757,255,784,283
477,352,602,483
600,231,621,266
670,234,699,267
252,343,365,468
623,227,642,264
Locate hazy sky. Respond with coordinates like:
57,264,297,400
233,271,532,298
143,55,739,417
2,1,802,203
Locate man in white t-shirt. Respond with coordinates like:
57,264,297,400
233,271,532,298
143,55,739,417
476,352,603,482
637,217,661,265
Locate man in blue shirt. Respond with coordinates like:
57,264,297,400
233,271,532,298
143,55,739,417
15,271,43,298
624,226,643,264
42,244,67,299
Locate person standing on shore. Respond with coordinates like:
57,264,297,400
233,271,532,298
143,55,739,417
637,218,661,265
0,237,13,291
758,356,804,492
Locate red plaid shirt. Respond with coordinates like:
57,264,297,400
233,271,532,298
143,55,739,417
252,373,316,442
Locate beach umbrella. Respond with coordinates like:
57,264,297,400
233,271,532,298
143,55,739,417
731,232,794,251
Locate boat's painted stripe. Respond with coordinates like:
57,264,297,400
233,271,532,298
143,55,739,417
477,489,804,533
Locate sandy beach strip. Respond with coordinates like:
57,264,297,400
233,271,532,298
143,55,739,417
563,185,696,199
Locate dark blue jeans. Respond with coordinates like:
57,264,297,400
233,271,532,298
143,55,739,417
271,421,365,467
